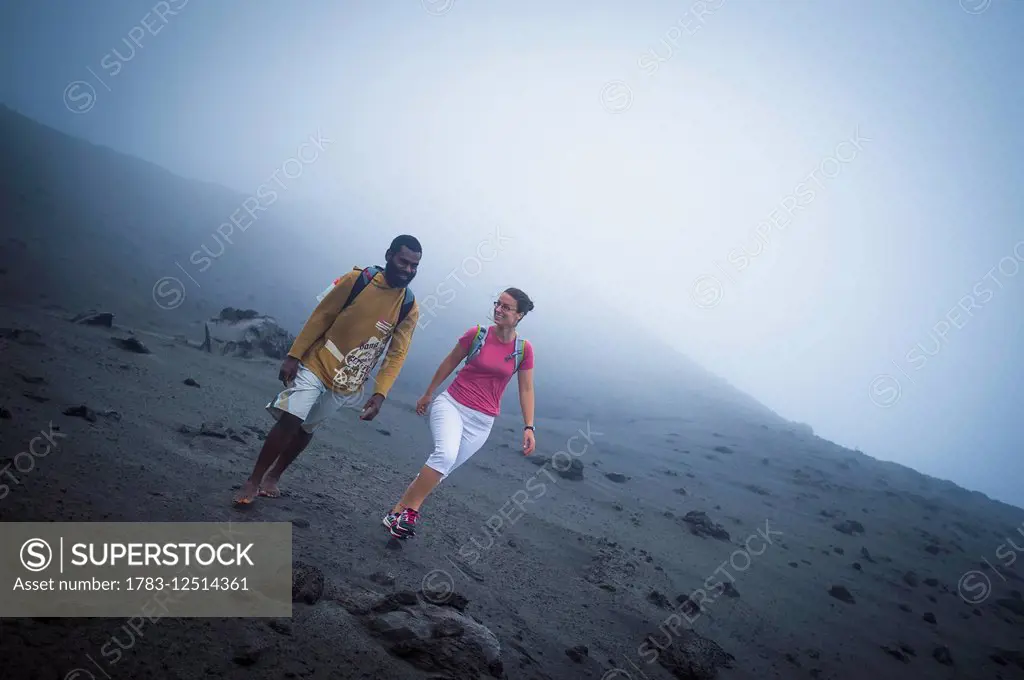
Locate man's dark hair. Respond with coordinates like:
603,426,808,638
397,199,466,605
505,287,534,317
389,235,422,255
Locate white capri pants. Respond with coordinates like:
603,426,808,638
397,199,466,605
425,391,494,480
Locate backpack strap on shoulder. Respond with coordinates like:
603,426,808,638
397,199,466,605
465,325,487,364
397,287,415,327
343,266,383,310
513,338,527,373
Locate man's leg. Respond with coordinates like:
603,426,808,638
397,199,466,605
234,413,305,504
233,362,325,505
258,428,313,497
257,377,341,497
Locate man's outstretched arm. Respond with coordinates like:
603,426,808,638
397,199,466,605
372,303,420,398
288,271,358,360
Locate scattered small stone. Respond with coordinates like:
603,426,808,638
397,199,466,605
0,407,11,420
612,502,623,511
833,520,865,536
833,547,845,555
903,571,919,587
232,645,262,666
880,645,910,663
647,590,672,609
721,582,740,598
924,544,942,555
853,563,862,571
0,328,44,346
761,457,770,465
377,428,391,436
713,445,733,454
63,405,97,422
22,392,48,403
745,484,770,496
605,472,628,483
73,312,114,327
16,373,45,384
674,487,687,495
681,511,731,541
860,547,875,563
923,577,938,587
370,572,396,586
599,584,616,592
267,619,292,636
291,518,310,529
229,433,246,443
996,597,1024,616
670,595,699,618
828,585,855,604
111,336,151,354
932,646,953,666
556,458,585,481
990,648,1024,668
789,562,799,568
922,612,936,624
899,604,912,613
565,645,589,663
183,378,200,387
199,421,229,438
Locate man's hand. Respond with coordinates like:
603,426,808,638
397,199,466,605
360,393,385,421
279,356,300,386
522,428,536,456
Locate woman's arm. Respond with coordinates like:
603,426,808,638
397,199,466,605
517,368,535,427
422,342,470,398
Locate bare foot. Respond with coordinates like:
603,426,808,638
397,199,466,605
258,477,281,498
233,480,259,505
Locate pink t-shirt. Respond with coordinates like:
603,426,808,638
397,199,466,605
446,326,534,416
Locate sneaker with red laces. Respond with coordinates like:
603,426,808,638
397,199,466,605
391,508,419,539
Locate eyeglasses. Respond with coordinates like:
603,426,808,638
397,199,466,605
493,301,516,313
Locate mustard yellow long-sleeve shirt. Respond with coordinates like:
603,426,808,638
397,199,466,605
288,268,419,398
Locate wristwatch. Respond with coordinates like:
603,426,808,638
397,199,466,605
524,425,535,432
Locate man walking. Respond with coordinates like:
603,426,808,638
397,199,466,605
233,235,422,505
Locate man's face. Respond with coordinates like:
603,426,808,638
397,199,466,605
384,245,421,287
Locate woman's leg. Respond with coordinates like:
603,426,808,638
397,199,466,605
446,408,495,477
392,394,463,514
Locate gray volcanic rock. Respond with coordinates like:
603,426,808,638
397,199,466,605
205,308,294,359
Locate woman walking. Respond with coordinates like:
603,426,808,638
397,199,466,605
383,287,536,539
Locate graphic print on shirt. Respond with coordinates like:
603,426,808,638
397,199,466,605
329,334,389,392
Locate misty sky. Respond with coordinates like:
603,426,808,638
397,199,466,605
2,0,1023,506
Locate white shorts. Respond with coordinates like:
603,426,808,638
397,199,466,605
266,362,357,433
425,391,495,480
